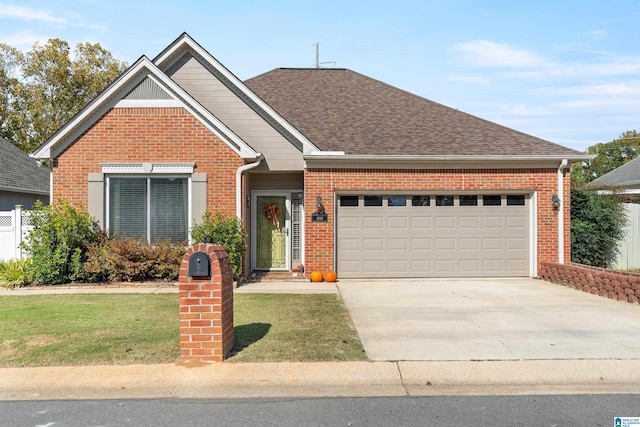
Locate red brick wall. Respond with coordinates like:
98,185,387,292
52,107,243,216
540,262,640,304
304,167,569,275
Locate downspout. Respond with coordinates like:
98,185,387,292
557,159,568,264
235,154,263,219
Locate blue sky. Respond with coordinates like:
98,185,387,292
1,1,640,152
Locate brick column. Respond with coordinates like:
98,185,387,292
178,244,234,364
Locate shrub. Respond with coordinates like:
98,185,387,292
0,258,31,289
22,200,100,285
84,237,184,282
571,188,627,268
190,210,246,278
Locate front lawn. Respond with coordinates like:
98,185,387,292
0,293,365,367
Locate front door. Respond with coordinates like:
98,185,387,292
253,193,290,270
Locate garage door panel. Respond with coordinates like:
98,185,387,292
483,238,503,250
458,216,480,229
388,260,409,274
459,259,480,272
459,238,480,250
482,216,503,228
435,216,456,228
338,216,360,229
363,216,384,229
482,259,504,272
363,238,384,251
506,259,527,273
362,259,385,273
435,238,456,250
387,216,408,229
388,238,408,251
339,238,361,251
507,237,527,249
435,260,456,273
411,217,433,229
337,194,529,278
411,238,432,250
506,216,527,228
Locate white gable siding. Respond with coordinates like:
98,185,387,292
166,54,304,171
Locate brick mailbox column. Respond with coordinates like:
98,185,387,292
178,244,234,364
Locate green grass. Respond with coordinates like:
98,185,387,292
0,293,366,367
230,294,366,362
0,294,179,367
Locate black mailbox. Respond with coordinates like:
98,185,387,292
188,252,211,277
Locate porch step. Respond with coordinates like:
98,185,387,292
243,271,308,283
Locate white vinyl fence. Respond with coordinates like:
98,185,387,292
614,203,640,270
0,205,32,261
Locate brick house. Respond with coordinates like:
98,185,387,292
32,33,589,279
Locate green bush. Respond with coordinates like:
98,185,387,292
190,210,246,278
22,200,100,285
571,188,627,268
84,237,184,282
0,258,31,289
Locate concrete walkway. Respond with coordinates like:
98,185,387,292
2,279,640,400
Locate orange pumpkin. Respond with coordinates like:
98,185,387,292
310,271,324,282
324,270,337,282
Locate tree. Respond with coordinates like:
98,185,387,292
570,132,637,268
570,189,626,268
0,39,127,152
572,130,640,185
0,44,23,144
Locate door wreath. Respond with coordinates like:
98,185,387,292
263,203,280,227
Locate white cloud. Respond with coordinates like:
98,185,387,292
0,4,67,24
586,29,607,40
447,74,490,85
450,40,549,68
0,30,50,49
0,4,106,31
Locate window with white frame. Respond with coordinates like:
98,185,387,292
107,176,188,243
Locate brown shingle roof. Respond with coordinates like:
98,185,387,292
245,68,583,157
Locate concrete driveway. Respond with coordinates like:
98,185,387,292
337,278,640,361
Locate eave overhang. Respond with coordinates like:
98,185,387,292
303,153,594,169
32,56,258,162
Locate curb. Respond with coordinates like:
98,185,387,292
2,360,640,401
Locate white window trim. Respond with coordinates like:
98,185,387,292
101,162,194,175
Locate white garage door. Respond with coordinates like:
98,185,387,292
337,194,530,278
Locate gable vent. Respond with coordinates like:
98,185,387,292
124,77,172,100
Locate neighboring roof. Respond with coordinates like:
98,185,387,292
589,156,640,189
32,55,258,161
0,137,50,195
245,68,586,158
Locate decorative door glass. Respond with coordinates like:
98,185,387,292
256,195,287,269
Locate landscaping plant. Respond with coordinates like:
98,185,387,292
22,200,100,285
84,236,184,282
571,188,627,268
190,210,247,278
0,258,31,289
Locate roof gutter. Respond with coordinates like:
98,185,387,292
236,154,263,219
304,153,594,162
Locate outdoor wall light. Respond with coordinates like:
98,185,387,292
551,194,561,209
316,196,325,213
